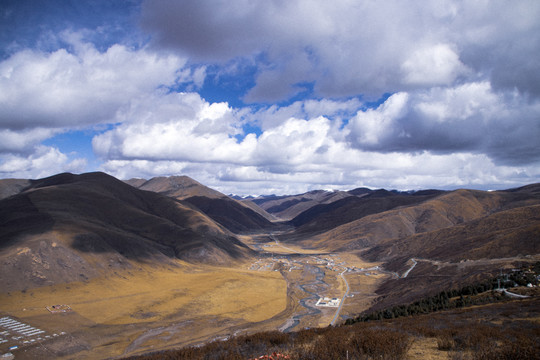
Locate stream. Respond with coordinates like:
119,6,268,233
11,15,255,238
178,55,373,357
281,262,329,333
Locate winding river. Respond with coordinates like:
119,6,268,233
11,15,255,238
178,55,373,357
281,261,329,332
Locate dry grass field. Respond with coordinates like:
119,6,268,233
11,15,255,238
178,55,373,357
0,261,288,358
126,296,540,360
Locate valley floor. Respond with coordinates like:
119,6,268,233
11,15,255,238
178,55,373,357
0,259,288,359
1,232,538,359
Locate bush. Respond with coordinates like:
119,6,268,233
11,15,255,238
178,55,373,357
437,332,455,351
349,328,412,360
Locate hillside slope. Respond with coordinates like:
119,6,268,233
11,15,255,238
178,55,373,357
128,175,278,233
0,178,30,200
306,187,540,252
250,190,351,220
289,190,444,236
0,172,252,292
132,176,227,200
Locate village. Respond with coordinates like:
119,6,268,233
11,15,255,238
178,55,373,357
249,252,370,274
247,244,387,330
0,316,66,354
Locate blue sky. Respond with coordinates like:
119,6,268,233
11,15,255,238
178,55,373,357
1,0,540,195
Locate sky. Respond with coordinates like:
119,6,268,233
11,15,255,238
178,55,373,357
1,0,539,196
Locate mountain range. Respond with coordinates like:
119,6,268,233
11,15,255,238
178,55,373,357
1,171,539,358
2,172,540,291
0,172,254,292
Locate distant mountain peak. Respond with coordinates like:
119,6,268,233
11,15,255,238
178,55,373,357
131,175,227,200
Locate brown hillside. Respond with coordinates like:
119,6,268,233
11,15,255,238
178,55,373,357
130,175,278,233
236,198,279,222
365,204,540,271
298,186,540,312
250,190,351,220
308,188,540,252
124,178,147,188
135,176,227,200
0,172,252,292
0,178,30,200
183,196,279,233
288,190,443,236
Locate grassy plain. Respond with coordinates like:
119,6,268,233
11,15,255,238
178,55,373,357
0,261,288,358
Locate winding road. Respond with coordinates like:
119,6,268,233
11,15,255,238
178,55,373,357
330,270,350,326
401,258,418,278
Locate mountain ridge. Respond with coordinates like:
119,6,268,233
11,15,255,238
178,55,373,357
124,175,279,233
0,172,252,292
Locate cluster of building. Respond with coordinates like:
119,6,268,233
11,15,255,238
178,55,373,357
249,256,300,272
315,297,341,307
46,304,72,313
0,316,65,351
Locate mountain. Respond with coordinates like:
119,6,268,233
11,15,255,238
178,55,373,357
288,190,445,236
128,175,278,233
129,176,227,200
2,172,540,359
0,178,30,200
275,185,540,313
305,187,540,253
365,203,540,271
0,172,252,292
249,190,352,220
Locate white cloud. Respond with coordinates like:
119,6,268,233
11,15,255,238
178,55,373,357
100,148,540,196
0,145,87,179
92,92,253,164
0,128,57,153
0,33,186,130
93,93,357,171
347,93,409,146
401,43,469,86
2,1,540,196
345,82,540,165
247,97,361,130
92,88,540,195
142,0,540,101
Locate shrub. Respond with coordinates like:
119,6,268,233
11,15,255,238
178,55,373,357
437,332,455,351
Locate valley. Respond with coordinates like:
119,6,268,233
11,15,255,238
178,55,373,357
245,233,388,332
0,230,391,359
0,260,288,358
1,172,539,359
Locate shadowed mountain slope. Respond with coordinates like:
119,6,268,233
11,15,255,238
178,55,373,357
249,190,352,220
182,196,279,233
289,190,444,235
365,204,540,272
128,175,278,233
0,178,30,200
305,187,540,253
0,172,252,291
131,176,227,200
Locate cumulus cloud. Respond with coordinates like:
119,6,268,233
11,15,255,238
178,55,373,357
0,145,87,179
93,92,352,169
246,97,361,130
2,0,540,196
92,89,540,195
401,44,469,86
141,0,540,102
346,82,540,165
0,128,57,154
100,148,540,196
0,35,185,131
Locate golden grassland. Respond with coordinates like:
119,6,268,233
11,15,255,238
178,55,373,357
127,295,540,360
0,233,395,359
0,260,289,358
1,261,286,325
